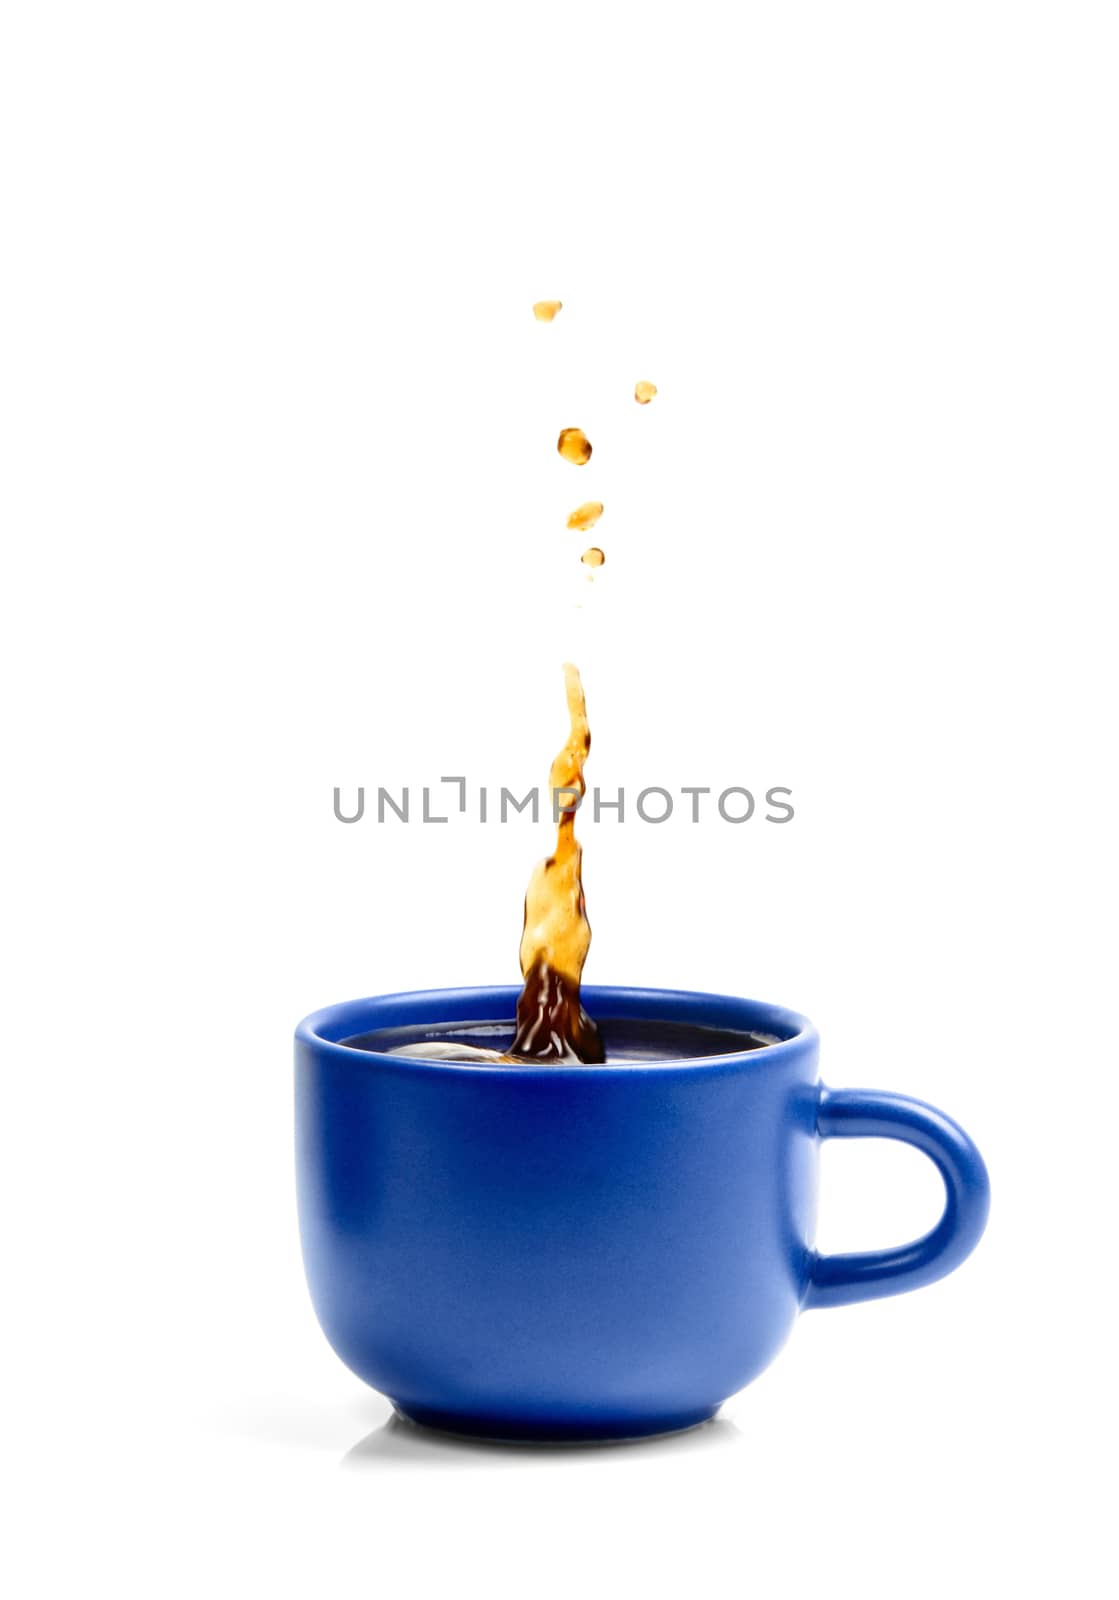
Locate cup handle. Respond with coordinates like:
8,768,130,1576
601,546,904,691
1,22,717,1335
804,1086,991,1309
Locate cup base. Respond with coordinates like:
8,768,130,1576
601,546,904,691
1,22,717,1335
391,1401,721,1445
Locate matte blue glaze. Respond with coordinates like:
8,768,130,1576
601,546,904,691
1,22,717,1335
295,986,989,1441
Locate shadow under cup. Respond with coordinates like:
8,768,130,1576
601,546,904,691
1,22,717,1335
295,985,989,1442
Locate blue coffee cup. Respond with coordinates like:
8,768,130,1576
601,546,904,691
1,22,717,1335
296,986,989,1442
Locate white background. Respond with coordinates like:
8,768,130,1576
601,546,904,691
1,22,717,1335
3,3,1116,1595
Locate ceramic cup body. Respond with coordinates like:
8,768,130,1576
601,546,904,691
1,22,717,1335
295,986,989,1442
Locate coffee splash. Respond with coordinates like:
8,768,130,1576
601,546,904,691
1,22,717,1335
390,663,602,1066
388,300,631,1068
509,662,604,1063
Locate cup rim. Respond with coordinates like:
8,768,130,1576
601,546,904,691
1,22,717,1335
295,985,818,1075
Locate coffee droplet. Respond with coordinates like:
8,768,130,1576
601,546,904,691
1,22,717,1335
581,547,605,568
533,300,563,322
567,501,604,532
558,427,592,465
634,380,658,404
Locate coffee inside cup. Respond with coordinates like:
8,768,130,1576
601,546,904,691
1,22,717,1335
345,1017,779,1064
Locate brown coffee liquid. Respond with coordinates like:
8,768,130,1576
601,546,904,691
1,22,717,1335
557,427,593,465
567,501,604,532
381,303,642,1068
350,1018,779,1063
509,662,604,1063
